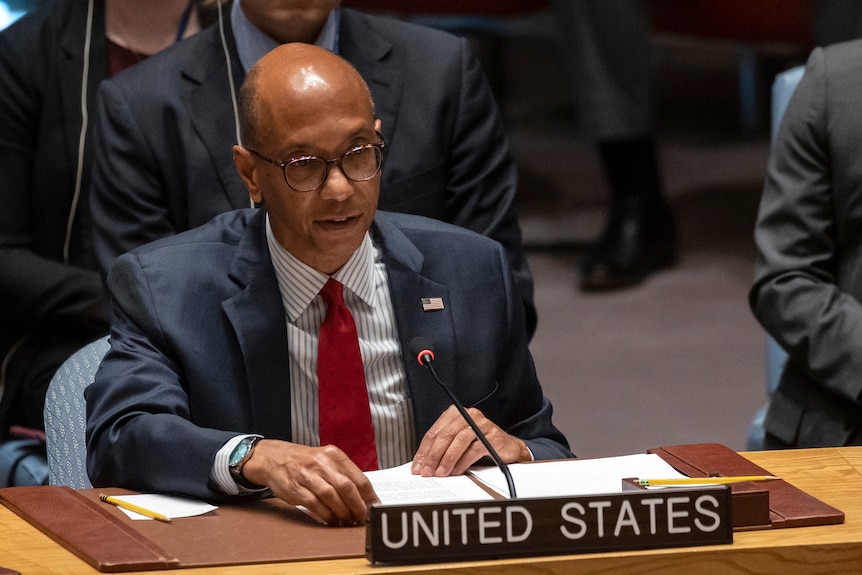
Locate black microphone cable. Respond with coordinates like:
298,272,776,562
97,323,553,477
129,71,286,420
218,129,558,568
409,337,517,499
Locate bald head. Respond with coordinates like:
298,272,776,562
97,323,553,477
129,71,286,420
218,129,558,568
238,43,374,150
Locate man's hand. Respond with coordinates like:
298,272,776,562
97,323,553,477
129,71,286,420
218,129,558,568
411,405,531,477
241,440,379,526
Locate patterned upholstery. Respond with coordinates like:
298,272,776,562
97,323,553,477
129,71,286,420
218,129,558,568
43,336,110,489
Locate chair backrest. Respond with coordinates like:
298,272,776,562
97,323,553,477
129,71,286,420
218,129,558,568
770,66,805,141
43,335,110,489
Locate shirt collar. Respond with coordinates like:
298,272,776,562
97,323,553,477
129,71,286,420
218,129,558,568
265,213,377,322
232,1,340,74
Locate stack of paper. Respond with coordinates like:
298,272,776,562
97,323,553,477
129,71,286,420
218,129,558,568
468,453,688,499
365,463,494,504
365,454,688,503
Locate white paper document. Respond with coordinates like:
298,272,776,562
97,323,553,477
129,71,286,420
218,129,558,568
366,463,494,504
364,454,687,505
468,453,689,499
110,494,218,520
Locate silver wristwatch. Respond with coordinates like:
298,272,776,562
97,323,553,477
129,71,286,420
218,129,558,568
228,436,263,489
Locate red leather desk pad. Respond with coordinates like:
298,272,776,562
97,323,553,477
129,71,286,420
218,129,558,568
0,486,363,571
649,443,844,529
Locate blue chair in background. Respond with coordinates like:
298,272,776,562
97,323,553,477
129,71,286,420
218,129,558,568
745,65,804,451
43,336,110,489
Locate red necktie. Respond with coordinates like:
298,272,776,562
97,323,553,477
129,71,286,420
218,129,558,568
317,278,379,471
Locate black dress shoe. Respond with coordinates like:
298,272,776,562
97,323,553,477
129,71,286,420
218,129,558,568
578,202,677,291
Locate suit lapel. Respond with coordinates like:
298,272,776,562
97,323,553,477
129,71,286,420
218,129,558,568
181,23,250,210
372,217,458,436
221,211,293,440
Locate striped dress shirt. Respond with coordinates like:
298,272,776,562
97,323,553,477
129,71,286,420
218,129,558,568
213,216,416,494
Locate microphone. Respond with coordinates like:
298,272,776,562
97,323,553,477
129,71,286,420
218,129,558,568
408,337,517,499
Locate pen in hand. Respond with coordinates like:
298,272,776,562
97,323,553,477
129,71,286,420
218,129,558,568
99,494,173,523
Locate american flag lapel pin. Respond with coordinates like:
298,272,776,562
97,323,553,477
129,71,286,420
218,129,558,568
421,297,445,311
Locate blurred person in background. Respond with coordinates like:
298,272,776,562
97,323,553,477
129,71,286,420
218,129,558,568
0,0,216,486
552,0,676,291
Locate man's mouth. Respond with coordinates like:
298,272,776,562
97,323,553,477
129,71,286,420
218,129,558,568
319,215,358,228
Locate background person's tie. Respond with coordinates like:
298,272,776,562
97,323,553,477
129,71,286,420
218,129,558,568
317,278,379,471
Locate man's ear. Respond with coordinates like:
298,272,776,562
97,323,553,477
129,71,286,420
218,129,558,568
233,145,263,204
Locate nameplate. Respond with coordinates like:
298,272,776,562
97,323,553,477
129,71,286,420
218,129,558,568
366,485,732,565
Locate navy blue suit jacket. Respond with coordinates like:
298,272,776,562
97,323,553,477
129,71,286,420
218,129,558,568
85,210,570,499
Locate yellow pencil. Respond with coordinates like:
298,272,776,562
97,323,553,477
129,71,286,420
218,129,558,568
99,494,173,523
637,476,780,486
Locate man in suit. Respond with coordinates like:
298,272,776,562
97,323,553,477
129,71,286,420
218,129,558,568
750,39,862,448
86,43,571,526
89,0,536,337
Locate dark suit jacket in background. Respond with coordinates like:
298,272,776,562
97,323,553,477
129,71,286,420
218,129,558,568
85,209,571,500
0,0,110,433
0,0,222,436
750,40,862,447
89,6,536,336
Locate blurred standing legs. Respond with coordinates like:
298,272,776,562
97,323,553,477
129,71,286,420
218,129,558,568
551,0,676,291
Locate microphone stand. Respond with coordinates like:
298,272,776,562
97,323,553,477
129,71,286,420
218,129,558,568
420,357,518,499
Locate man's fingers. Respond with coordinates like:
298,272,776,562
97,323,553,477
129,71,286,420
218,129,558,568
412,405,530,477
430,427,481,476
449,438,488,476
413,405,490,476
259,442,378,526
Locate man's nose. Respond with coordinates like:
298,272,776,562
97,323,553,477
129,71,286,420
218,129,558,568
318,163,353,201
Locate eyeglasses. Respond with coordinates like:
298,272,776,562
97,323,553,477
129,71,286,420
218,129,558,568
245,136,386,192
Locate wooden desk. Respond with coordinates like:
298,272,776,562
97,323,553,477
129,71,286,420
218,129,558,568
2,447,861,574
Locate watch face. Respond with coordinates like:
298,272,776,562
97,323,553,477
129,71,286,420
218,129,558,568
230,440,251,466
